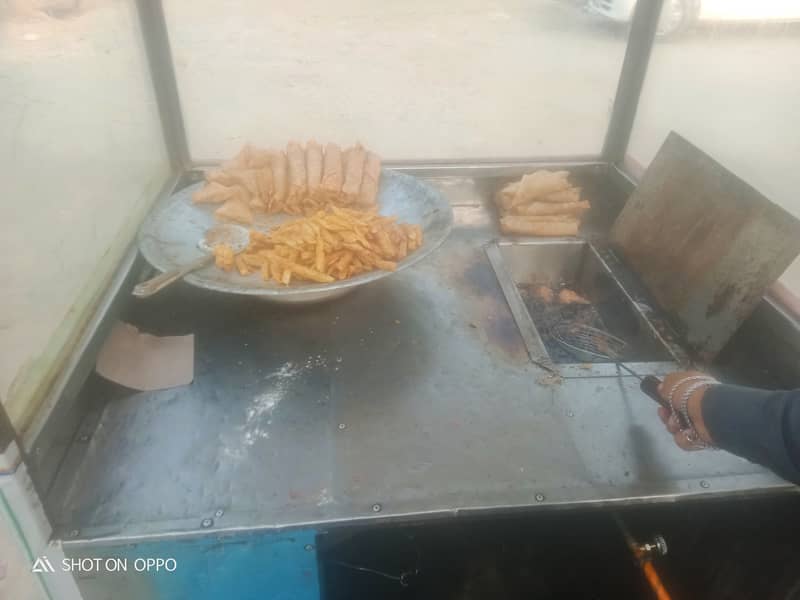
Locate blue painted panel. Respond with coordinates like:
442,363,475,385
68,529,320,600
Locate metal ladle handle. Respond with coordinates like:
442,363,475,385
132,254,214,298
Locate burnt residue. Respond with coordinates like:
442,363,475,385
454,249,528,363
463,260,500,298
706,283,737,319
613,194,749,313
483,312,528,362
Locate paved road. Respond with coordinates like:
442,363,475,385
167,0,627,160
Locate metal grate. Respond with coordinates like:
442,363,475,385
551,323,627,362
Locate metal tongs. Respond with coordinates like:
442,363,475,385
551,323,680,421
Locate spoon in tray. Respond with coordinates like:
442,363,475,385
132,223,249,298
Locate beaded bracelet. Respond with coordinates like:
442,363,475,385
677,379,718,450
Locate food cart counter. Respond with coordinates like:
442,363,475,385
4,1,800,598
40,168,794,599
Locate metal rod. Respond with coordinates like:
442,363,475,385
192,156,607,175
602,0,665,166
135,0,190,169
615,361,642,381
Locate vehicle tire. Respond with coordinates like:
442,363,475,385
655,0,688,38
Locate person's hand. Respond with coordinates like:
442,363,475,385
656,370,716,451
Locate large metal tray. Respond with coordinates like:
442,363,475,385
138,170,453,303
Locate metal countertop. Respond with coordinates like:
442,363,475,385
50,175,791,544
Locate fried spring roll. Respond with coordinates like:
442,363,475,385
500,216,579,237
206,169,235,186
286,141,307,201
306,140,323,195
255,167,274,207
321,143,344,198
215,197,253,225
494,181,520,212
248,148,274,168
538,187,582,204
512,200,589,217
342,144,366,202
511,170,571,208
271,151,288,204
193,182,234,204
223,144,252,169
225,169,260,197
357,152,381,209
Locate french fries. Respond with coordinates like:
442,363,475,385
213,207,423,285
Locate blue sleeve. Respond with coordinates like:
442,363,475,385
702,384,800,484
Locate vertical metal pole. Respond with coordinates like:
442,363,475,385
602,0,664,166
0,398,18,471
135,0,190,170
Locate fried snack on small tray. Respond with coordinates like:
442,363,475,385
213,207,423,285
494,169,589,237
193,141,382,224
500,216,579,237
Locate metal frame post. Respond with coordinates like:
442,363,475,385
602,0,664,166
135,0,190,170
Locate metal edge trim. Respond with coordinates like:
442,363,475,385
559,362,678,379
587,245,688,366
190,156,607,173
608,163,638,195
60,480,798,547
484,242,557,374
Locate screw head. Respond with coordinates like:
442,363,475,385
214,509,224,518
304,544,314,552
201,518,214,528
338,423,346,430
654,535,668,556
371,503,382,513
700,480,710,489
535,493,545,502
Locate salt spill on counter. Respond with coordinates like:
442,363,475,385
222,356,327,461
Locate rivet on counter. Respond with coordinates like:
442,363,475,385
372,503,382,513
700,480,710,489
338,423,347,430
69,529,80,538
535,493,545,502
214,509,224,518
201,518,214,528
